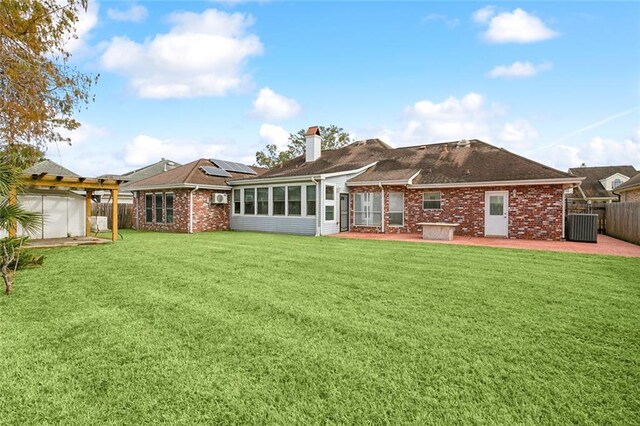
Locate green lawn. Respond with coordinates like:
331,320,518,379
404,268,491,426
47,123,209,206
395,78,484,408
1,231,638,424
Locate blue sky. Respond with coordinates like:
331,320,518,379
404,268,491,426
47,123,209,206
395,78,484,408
54,1,640,176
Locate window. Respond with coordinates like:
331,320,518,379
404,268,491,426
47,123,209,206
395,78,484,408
388,192,404,226
155,193,164,223
244,188,255,215
145,194,153,223
287,186,301,216
233,189,241,214
325,185,335,201
165,193,174,224
273,187,285,216
257,188,269,215
423,192,441,209
306,185,316,216
354,192,382,226
489,196,504,216
325,205,335,221
612,178,622,189
324,184,336,222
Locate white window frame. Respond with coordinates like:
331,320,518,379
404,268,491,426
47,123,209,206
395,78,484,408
305,185,316,217
324,184,336,222
256,187,269,216
233,189,242,215
243,188,256,216
388,192,404,227
423,191,442,210
354,192,382,227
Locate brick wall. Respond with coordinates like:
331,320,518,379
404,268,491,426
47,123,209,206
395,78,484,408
620,189,640,203
349,184,565,240
133,188,230,233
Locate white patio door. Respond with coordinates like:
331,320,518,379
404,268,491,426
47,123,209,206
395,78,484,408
484,191,508,237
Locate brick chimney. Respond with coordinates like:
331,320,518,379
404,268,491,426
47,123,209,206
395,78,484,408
305,126,321,162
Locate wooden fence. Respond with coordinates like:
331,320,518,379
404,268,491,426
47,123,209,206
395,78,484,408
91,203,134,229
606,202,640,245
566,200,607,233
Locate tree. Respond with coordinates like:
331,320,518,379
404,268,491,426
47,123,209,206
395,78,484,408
255,125,351,168
0,0,97,151
0,164,43,295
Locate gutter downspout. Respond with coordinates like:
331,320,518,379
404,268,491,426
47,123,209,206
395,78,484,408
311,177,321,236
378,182,385,233
189,186,199,233
562,187,566,239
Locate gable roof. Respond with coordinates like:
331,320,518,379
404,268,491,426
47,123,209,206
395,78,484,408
567,165,638,199
614,171,640,192
231,138,577,186
24,159,79,178
124,159,266,190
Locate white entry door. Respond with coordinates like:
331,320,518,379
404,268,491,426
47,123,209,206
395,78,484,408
485,191,508,237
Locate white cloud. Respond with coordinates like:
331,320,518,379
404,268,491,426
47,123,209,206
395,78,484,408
57,122,110,148
475,8,559,43
402,93,499,143
472,6,496,24
499,119,539,148
259,124,290,150
107,4,148,23
488,61,552,79
64,1,99,54
124,134,225,166
100,9,263,98
423,14,459,28
252,88,301,121
546,131,640,171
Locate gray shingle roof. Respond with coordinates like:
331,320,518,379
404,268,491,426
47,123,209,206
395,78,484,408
567,165,638,199
240,138,575,185
24,159,79,177
614,171,640,192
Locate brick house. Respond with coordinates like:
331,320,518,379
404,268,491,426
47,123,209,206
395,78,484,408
125,159,264,233
614,172,640,202
228,127,583,240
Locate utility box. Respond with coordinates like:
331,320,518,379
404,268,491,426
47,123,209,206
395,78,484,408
566,214,598,243
90,216,109,232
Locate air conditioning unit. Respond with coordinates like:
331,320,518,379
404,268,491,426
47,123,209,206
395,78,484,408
566,213,598,243
211,193,228,204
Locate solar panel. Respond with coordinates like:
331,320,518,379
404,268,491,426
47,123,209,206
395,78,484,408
210,159,257,175
200,166,231,178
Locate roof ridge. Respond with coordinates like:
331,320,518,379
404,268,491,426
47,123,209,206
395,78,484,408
182,159,208,184
569,165,637,170
494,144,575,178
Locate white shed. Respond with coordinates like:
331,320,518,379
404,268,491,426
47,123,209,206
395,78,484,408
16,189,86,239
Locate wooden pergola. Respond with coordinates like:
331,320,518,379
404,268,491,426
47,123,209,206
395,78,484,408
9,173,125,242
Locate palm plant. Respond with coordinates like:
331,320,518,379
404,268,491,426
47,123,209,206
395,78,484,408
0,163,42,294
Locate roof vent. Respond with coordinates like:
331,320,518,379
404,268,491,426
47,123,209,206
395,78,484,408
457,139,471,148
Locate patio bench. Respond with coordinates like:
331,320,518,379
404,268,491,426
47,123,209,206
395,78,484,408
417,222,460,241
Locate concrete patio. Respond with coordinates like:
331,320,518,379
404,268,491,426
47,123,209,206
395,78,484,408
332,232,640,258
27,236,111,249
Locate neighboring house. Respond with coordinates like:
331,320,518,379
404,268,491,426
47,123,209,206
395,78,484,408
124,158,265,233
95,158,180,205
1,159,85,239
614,172,640,202
228,127,582,240
567,165,638,203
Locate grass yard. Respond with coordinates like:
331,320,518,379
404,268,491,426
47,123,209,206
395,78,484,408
0,231,638,424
